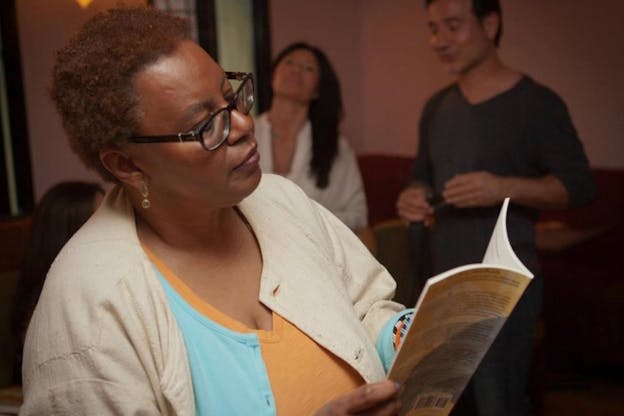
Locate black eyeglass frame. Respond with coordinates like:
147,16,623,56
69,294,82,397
129,71,254,151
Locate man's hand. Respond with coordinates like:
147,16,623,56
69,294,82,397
396,186,433,223
443,171,504,208
315,380,402,416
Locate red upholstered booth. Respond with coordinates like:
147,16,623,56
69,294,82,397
357,154,413,226
356,154,624,381
536,168,624,373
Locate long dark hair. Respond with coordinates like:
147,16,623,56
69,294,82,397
12,181,104,382
270,42,344,189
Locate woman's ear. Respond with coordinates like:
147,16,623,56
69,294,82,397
99,148,145,190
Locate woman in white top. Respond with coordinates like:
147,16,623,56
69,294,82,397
254,42,368,230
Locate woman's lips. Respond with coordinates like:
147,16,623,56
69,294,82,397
235,146,260,170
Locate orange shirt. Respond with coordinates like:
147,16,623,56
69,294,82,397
149,250,363,415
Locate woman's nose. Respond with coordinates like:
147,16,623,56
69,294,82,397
226,109,253,145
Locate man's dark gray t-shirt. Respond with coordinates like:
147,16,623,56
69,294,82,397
410,76,595,275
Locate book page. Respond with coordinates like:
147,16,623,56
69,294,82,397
388,198,533,416
482,198,532,277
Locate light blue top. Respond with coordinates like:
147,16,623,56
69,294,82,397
157,267,410,415
157,270,276,415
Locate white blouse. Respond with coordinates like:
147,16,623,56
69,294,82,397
254,113,368,229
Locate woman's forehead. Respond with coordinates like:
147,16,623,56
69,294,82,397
284,48,317,63
142,41,221,82
133,42,226,130
136,42,224,99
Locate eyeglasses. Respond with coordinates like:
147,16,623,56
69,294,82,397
130,72,254,151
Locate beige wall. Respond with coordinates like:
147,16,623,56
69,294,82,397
500,0,624,169
270,0,624,168
358,0,451,156
269,0,365,153
15,0,624,199
16,0,145,199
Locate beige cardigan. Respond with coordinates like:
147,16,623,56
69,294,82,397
21,174,402,415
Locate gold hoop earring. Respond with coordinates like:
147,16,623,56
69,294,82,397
140,183,151,209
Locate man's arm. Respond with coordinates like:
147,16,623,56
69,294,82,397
444,83,595,211
443,172,570,210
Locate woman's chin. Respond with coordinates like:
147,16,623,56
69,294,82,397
235,165,262,199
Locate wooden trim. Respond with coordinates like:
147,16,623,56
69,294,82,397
196,0,218,58
0,0,34,216
252,0,271,113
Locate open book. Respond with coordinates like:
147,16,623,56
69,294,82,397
388,198,533,416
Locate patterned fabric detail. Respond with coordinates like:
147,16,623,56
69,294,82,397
376,309,415,372
392,311,414,350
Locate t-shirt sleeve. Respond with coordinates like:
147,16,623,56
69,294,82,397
376,309,414,373
530,87,596,207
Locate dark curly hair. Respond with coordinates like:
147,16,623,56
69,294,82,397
50,7,191,181
270,42,344,189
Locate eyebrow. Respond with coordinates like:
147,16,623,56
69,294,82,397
179,74,228,128
443,17,462,24
428,16,462,29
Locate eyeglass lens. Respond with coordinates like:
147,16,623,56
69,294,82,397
200,77,253,149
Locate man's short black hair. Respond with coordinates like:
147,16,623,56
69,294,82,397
425,0,503,46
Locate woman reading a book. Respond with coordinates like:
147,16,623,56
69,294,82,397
20,7,411,415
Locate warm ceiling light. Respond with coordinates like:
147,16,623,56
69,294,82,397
76,0,94,8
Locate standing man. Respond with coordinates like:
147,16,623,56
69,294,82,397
397,0,595,415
